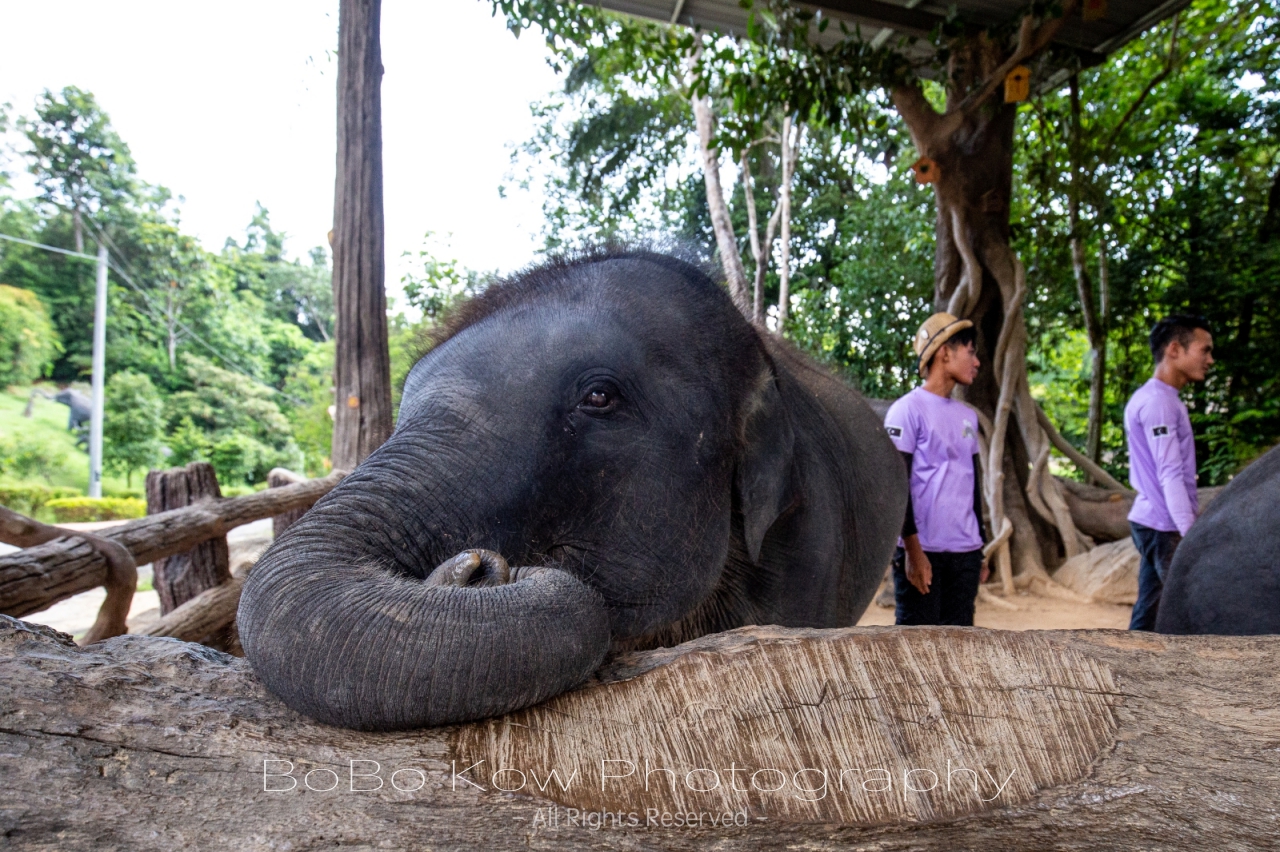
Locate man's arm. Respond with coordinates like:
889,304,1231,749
899,450,931,594
973,453,990,583
1148,405,1197,536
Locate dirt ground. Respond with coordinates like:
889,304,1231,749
857,584,1134,630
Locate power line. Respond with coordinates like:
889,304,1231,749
0,231,98,261
0,226,307,407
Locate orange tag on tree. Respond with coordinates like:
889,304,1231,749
911,157,940,184
1004,65,1031,103
1083,0,1107,21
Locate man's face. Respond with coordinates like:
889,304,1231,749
1167,328,1215,382
939,340,981,386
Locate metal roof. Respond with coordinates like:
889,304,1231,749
590,0,1190,65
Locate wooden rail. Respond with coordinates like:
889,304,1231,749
0,470,346,626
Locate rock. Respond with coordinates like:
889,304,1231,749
1053,538,1140,604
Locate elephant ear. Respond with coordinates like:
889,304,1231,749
735,367,797,564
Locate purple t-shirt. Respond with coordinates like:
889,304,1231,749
884,387,983,553
1125,377,1198,535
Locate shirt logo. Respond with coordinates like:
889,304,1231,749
886,426,902,438
1152,425,1169,437
962,420,976,440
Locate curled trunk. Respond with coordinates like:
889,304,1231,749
237,480,611,730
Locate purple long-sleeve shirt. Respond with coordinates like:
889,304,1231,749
884,387,983,553
1125,377,1199,535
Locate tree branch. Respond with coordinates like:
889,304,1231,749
913,0,1080,149
1096,13,1181,166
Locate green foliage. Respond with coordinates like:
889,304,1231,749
19,86,137,237
0,284,61,387
1017,0,1280,484
163,354,302,486
103,370,164,486
165,416,209,467
45,495,145,523
781,151,935,397
0,484,81,517
280,342,334,475
400,234,489,321
0,432,69,484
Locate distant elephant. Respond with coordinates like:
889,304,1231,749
53,389,91,430
1156,444,1280,634
238,250,907,730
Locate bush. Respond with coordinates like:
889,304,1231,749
0,433,69,484
45,496,146,523
0,484,81,516
0,284,62,388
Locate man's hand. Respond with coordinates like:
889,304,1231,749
979,556,990,584
904,537,932,595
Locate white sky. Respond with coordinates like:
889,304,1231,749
0,0,564,302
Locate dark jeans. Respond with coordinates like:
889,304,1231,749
892,547,984,626
1129,522,1181,631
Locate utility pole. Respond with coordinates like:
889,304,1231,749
89,244,108,498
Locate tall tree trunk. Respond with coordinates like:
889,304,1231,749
776,114,795,329
741,148,782,327
1068,75,1107,469
892,18,1090,585
691,91,751,316
1090,232,1110,464
71,206,84,254
331,0,393,471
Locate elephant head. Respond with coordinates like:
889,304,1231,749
238,252,798,730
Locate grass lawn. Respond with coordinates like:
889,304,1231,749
0,383,135,496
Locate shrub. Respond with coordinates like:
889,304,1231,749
45,496,146,523
0,484,81,516
0,433,69,484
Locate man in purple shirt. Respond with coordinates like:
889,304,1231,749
1125,314,1215,631
884,312,988,626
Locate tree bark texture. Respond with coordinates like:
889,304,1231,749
331,0,393,471
1068,75,1109,469
145,462,229,615
0,471,345,622
2,617,1278,850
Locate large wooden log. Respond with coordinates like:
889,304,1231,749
146,462,229,615
0,470,345,621
2,616,1276,850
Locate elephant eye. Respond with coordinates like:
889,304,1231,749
578,385,617,412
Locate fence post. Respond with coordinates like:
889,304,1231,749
144,462,230,616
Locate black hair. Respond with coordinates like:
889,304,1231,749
1150,314,1211,363
923,325,977,374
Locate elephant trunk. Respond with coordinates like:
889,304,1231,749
237,478,611,730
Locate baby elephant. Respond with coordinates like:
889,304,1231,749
238,250,906,730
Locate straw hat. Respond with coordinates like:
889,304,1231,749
913,312,974,377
